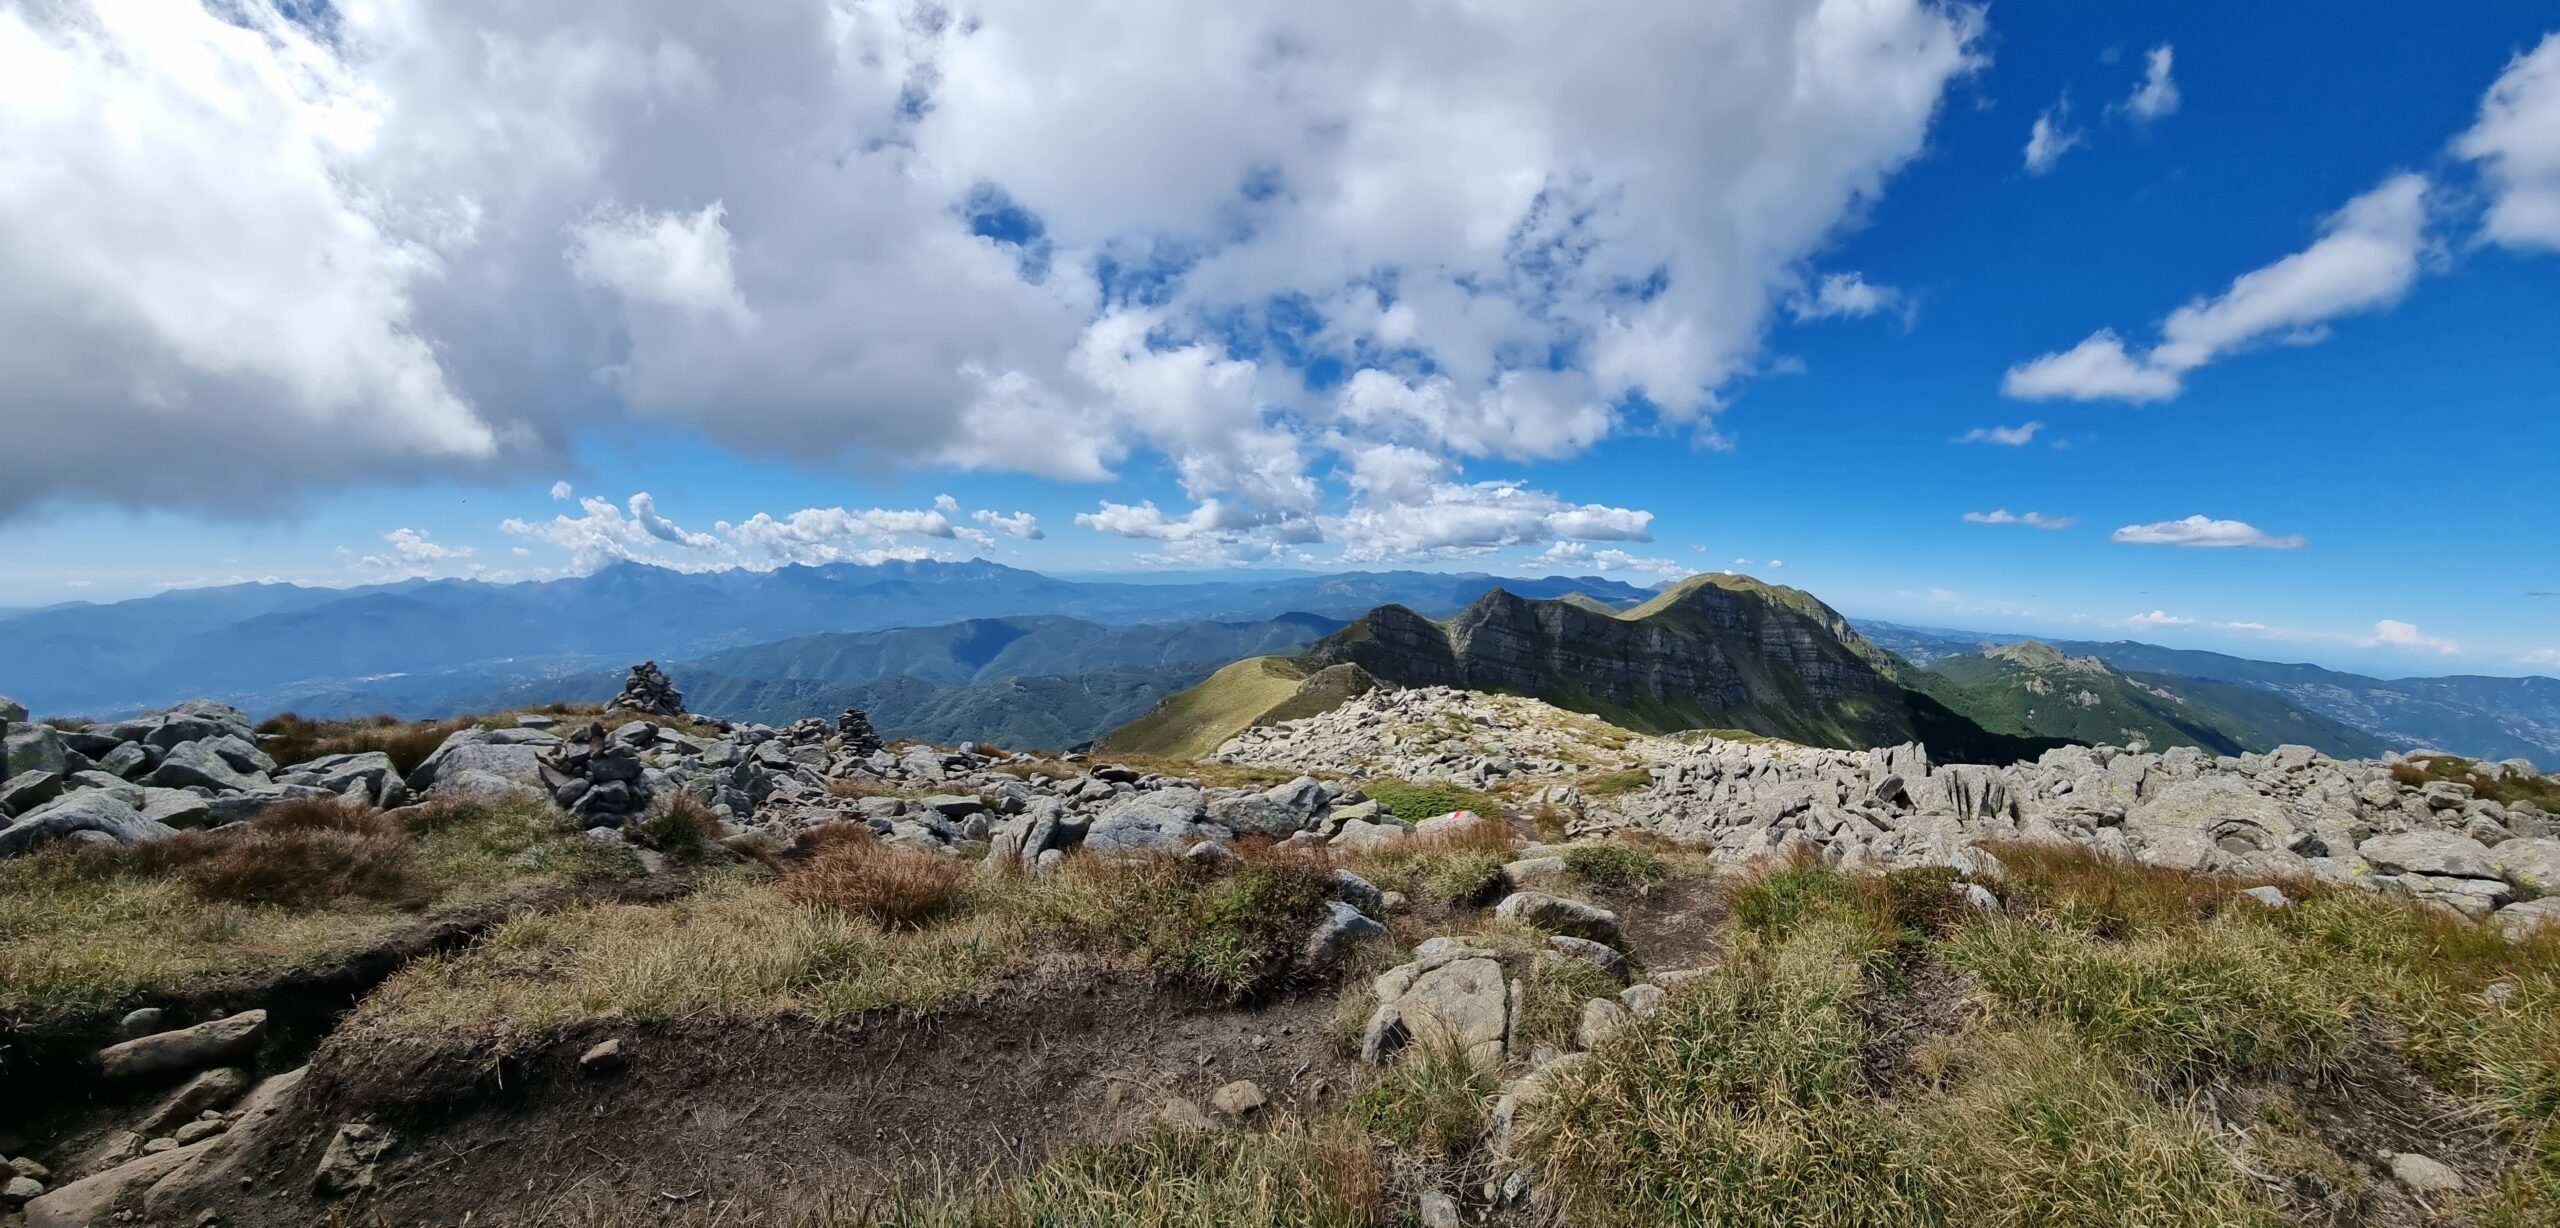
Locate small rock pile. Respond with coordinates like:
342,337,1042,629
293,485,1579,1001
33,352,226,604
837,707,884,757
540,722,656,828
603,661,685,718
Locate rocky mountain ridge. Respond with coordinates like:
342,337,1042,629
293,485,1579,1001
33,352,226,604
1119,574,2063,763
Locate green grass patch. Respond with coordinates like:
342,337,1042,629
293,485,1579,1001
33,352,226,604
1360,778,1500,825
1946,917,2360,1085
880,1123,1391,1227
1508,953,1626,1054
1518,920,1943,1227
1421,852,1511,906
1563,843,1668,890
1345,1040,1496,1157
2392,754,2560,812
1581,768,1653,797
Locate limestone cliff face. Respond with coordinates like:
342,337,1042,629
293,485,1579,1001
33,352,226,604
1299,576,1934,749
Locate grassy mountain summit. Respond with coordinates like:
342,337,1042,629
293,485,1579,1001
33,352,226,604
1908,640,2393,759
1103,574,2064,763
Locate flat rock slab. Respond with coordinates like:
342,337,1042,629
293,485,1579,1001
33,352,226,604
99,1011,267,1082
1399,957,1508,1067
1494,891,1623,946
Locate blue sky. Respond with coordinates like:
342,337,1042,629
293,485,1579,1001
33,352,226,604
1,0,2554,678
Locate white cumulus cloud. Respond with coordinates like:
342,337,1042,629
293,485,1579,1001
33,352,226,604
2457,33,2560,252
1954,422,2043,446
361,527,477,574
2126,609,2193,628
2118,45,2181,122
2023,97,2081,174
1964,509,2075,529
1788,272,1903,322
2110,515,2305,549
2365,619,2460,656
2005,175,2432,402
972,509,1044,540
0,0,1986,536
567,202,752,324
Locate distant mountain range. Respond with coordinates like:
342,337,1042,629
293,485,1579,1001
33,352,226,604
0,561,1646,719
1858,620,2558,768
3,564,2549,768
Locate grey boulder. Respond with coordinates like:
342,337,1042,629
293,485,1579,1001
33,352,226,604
0,792,177,855
141,741,266,793
4,724,68,780
1084,788,1215,854
406,728,559,796
1494,891,1623,946
1301,900,1387,970
2360,832,2499,880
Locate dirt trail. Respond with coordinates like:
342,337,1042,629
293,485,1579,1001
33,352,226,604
135,960,1361,1226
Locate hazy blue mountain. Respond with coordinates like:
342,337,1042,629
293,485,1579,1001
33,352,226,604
690,612,1346,688
1908,643,2390,760
2038,640,2560,768
0,562,1646,717
1848,620,2557,769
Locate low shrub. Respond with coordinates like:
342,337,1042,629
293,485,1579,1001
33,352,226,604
253,712,469,777
1032,856,1340,1001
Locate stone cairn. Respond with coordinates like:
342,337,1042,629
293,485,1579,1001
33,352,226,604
604,661,685,718
838,707,884,757
540,721,652,828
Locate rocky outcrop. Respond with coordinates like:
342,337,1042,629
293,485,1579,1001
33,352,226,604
0,700,320,854
1214,685,2560,933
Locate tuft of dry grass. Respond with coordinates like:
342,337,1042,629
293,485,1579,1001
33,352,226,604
63,797,427,910
0,793,635,1017
253,712,470,776
1982,839,2250,939
627,793,725,860
781,832,976,930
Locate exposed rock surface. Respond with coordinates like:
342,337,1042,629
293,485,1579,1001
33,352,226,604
1214,685,2560,929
